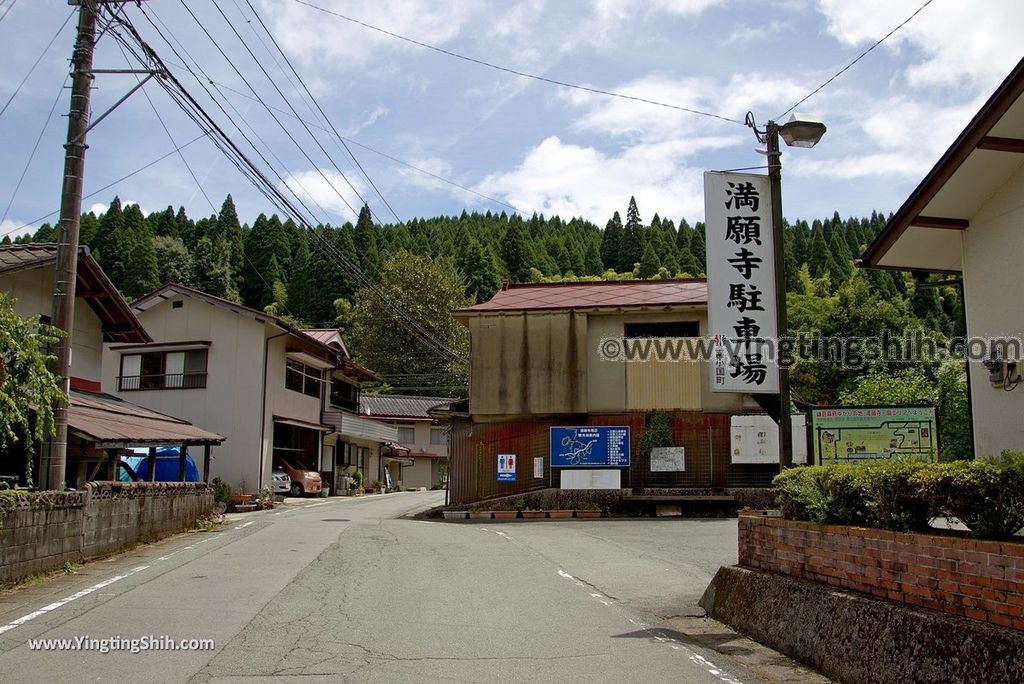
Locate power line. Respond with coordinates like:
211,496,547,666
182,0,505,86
0,9,74,120
1,132,211,238
244,0,402,223
292,0,745,127
0,0,17,26
778,0,936,119
1,76,68,226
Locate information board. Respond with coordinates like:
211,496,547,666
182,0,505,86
497,453,516,482
809,406,938,465
550,426,631,467
650,447,686,472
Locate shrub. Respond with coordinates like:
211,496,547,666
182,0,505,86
857,458,931,531
773,465,868,524
210,477,231,505
913,453,1024,539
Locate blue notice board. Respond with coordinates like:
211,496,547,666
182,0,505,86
550,426,631,467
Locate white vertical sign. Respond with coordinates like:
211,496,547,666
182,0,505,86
704,171,779,394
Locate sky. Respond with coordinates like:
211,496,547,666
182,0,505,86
0,0,1021,239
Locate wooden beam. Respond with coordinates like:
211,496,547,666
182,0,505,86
977,136,1024,153
911,216,970,230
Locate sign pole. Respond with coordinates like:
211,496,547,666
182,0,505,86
767,122,793,470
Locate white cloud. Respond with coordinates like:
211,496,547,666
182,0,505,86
475,136,707,222
277,169,368,222
257,0,479,68
342,105,390,137
817,0,1023,88
0,218,39,240
725,20,793,45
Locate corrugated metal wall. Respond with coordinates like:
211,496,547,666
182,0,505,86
448,412,778,505
626,360,703,411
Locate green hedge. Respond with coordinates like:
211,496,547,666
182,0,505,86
773,453,1024,539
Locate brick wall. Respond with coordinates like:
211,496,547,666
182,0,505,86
739,513,1024,631
0,482,213,584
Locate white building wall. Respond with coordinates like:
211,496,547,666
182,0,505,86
961,161,1024,457
102,294,266,491
4,266,104,383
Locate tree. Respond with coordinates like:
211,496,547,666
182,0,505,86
241,213,289,309
619,196,644,271
638,243,661,279
348,251,471,396
110,203,158,299
354,204,380,278
583,240,604,276
600,212,623,272
689,224,706,274
457,239,502,303
807,226,830,278
192,235,239,302
500,221,534,282
153,236,193,286
0,293,66,486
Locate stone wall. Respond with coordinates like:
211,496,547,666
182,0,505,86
739,513,1024,631
0,482,213,584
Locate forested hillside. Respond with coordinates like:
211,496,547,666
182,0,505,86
3,194,968,446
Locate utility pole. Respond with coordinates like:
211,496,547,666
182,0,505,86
48,1,99,490
766,122,793,470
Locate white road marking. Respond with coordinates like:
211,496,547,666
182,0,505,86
234,521,254,530
0,565,150,636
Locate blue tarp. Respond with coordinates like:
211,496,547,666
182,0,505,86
119,447,200,482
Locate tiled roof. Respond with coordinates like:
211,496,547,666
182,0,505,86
455,279,707,313
302,329,341,346
360,394,455,419
68,390,224,446
0,244,150,343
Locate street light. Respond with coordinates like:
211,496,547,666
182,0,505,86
744,111,826,470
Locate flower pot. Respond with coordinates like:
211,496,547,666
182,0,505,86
443,510,467,520
521,510,546,519
574,510,601,518
493,510,518,520
548,510,573,519
468,510,492,520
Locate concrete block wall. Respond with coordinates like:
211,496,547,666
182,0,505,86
0,483,213,585
739,514,1024,631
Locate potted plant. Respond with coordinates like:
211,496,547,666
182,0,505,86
575,501,601,518
548,508,573,519
493,506,518,520
521,507,546,520
469,506,491,520
370,479,385,494
442,509,467,520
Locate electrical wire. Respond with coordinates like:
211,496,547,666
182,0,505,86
292,0,745,126
777,0,936,119
243,0,401,223
1,76,68,226
0,132,211,239
0,8,75,120
108,10,467,363
0,0,17,26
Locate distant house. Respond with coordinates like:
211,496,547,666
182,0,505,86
102,285,397,494
861,57,1024,458
360,394,454,489
0,245,223,488
446,279,769,505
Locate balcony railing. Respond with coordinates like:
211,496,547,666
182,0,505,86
118,372,208,391
329,395,359,412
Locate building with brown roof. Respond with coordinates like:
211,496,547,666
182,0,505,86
0,246,223,488
102,284,398,494
861,56,1024,458
360,394,454,489
446,278,760,505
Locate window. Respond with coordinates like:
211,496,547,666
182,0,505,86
430,427,448,445
396,425,415,444
330,378,360,411
119,349,208,391
624,321,699,338
286,359,323,399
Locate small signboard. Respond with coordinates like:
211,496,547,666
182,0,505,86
730,414,808,465
809,405,938,465
534,457,544,479
550,426,631,467
650,447,686,472
497,453,516,482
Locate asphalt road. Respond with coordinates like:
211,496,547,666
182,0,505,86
0,492,824,683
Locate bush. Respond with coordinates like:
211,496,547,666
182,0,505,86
210,477,231,505
913,453,1024,539
775,454,1024,539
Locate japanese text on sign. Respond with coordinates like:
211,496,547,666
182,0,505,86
704,172,779,393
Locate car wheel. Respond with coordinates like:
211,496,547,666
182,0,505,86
290,482,303,497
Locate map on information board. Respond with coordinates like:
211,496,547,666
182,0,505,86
810,405,938,465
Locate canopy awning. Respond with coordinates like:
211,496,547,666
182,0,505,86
272,415,332,432
68,390,224,447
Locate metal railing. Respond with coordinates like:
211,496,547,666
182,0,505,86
117,373,208,391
